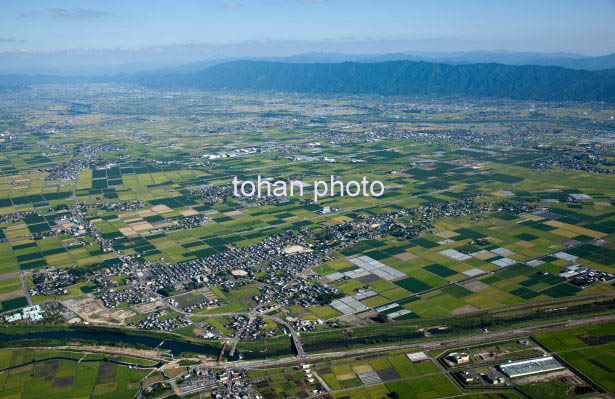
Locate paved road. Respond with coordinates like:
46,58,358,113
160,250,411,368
166,303,307,358
262,314,306,357
19,271,32,307
150,140,549,246
229,313,255,357
134,313,615,398
214,313,615,369
356,233,614,319
167,224,612,361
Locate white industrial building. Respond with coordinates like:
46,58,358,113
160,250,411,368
499,356,564,378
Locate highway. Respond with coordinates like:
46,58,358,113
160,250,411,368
135,312,615,398
213,313,615,369
164,232,614,363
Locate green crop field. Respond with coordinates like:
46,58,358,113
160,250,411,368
535,322,615,391
0,349,150,399
0,80,613,399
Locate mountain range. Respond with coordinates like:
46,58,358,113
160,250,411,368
141,60,615,102
2,49,615,76
2,55,615,102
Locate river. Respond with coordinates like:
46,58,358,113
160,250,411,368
0,329,293,361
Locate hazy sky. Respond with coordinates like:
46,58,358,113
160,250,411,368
1,0,614,54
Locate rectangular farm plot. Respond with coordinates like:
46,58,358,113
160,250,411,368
462,268,485,277
424,264,457,278
394,277,432,293
439,248,471,261
347,255,405,281
385,373,459,399
357,370,382,385
468,249,497,259
492,257,517,267
330,296,369,315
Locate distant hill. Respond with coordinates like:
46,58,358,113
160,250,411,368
143,60,615,102
2,48,614,76
371,51,615,71
125,51,615,76
550,53,615,71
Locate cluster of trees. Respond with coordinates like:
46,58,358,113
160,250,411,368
316,290,344,305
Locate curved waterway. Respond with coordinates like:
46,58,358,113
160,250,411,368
0,330,293,361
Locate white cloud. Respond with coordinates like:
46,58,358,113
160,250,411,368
219,2,243,8
20,8,111,19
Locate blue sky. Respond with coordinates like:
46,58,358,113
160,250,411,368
1,0,613,54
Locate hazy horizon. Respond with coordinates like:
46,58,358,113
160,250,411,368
1,43,615,76
1,0,614,74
